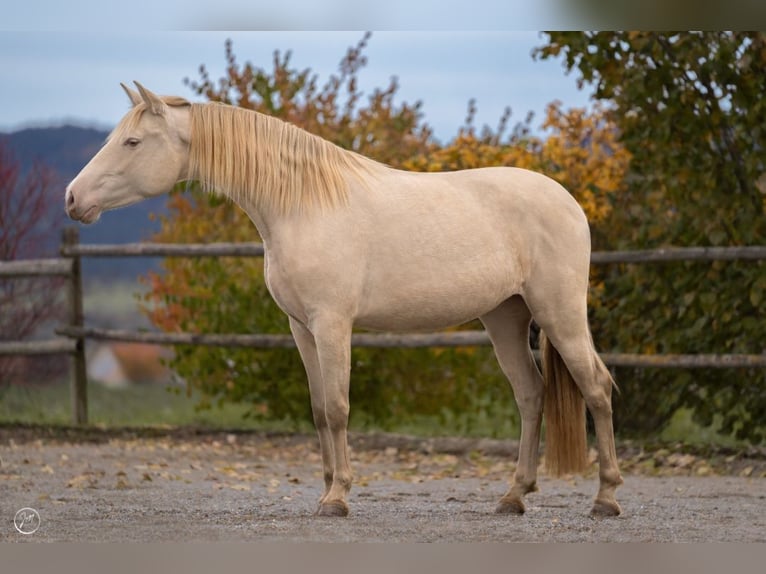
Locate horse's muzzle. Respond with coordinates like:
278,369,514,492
64,187,100,224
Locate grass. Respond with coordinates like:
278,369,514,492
0,381,285,430
0,379,519,437
350,401,520,439
0,380,754,448
657,408,744,448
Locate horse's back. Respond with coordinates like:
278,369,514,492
363,165,590,265
436,166,586,225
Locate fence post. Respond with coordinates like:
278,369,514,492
61,226,88,425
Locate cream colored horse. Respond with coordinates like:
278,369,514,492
66,82,622,517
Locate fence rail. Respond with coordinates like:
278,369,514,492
0,339,78,355
0,258,73,277
56,326,766,368
59,242,766,262
3,228,766,425
590,245,766,263
60,242,265,258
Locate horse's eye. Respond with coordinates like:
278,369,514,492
124,138,141,148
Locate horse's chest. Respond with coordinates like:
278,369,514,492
263,256,306,322
263,251,359,323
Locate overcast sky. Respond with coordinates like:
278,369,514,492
1,1,759,145
0,30,591,143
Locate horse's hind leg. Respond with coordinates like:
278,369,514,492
480,295,544,514
526,291,623,516
551,334,622,516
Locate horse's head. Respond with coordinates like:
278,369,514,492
65,82,191,224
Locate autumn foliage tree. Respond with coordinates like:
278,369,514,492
537,32,766,441
0,143,65,386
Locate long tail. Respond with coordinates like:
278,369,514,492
540,332,588,476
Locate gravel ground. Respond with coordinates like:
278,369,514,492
1,427,764,542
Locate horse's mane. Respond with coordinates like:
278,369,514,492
189,102,379,215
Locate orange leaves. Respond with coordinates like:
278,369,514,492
539,102,630,224
186,34,432,169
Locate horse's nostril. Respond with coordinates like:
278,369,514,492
66,190,75,208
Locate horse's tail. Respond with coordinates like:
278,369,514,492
540,331,588,476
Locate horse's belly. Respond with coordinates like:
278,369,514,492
355,266,518,332
355,303,498,332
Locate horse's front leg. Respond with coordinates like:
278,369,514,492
289,317,335,505
311,317,352,516
304,314,354,517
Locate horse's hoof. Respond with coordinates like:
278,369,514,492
590,498,621,518
317,500,349,517
495,497,525,515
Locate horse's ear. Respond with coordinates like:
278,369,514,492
134,81,166,116
120,83,142,107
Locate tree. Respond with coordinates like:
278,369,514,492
186,33,434,166
536,32,766,441
0,143,65,386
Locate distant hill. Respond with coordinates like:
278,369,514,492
1,125,168,283
1,125,107,175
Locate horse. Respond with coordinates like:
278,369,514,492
65,82,623,518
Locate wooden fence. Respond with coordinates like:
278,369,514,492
0,228,87,423
2,226,765,424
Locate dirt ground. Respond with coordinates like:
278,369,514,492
1,426,764,542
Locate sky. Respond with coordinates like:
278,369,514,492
0,30,592,144
2,0,572,31
0,0,761,144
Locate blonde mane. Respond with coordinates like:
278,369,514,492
189,102,378,215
